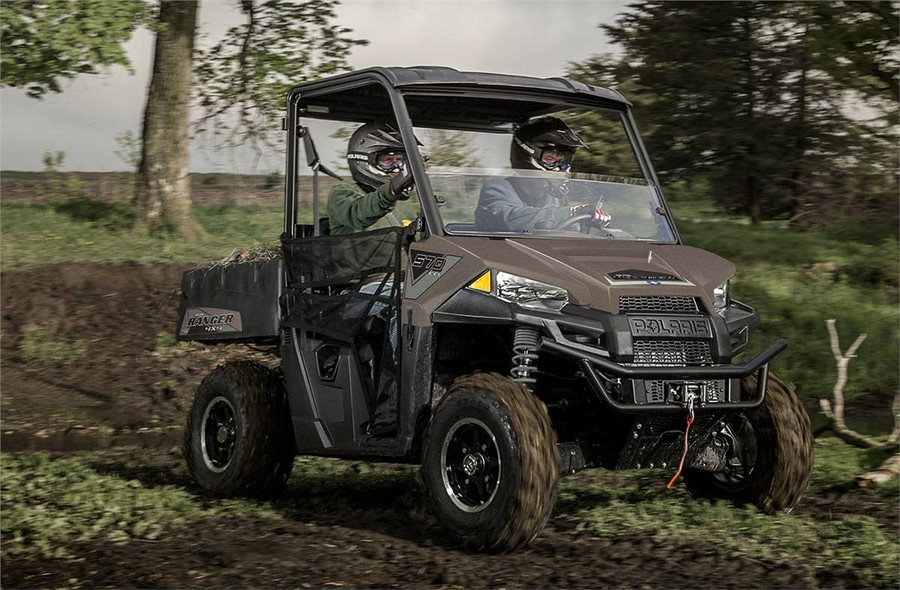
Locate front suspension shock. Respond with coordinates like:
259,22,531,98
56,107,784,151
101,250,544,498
510,326,541,388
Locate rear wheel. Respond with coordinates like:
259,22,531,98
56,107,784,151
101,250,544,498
184,361,295,498
684,371,813,512
422,372,559,551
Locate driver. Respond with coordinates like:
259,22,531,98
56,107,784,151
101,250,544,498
474,116,610,232
326,120,416,235
325,121,417,437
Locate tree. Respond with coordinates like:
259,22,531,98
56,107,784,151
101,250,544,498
194,0,367,158
137,0,366,239
0,0,149,98
134,0,201,239
3,0,367,240
572,1,898,225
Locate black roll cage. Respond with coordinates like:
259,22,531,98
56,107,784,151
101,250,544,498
282,66,679,243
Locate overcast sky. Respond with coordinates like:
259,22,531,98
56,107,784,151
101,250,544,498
0,0,628,173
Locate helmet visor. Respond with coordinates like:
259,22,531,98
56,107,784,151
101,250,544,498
373,150,406,173
538,146,575,172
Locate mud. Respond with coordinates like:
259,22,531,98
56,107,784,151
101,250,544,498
0,262,895,589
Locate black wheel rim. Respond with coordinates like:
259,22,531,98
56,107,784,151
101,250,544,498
441,417,502,513
710,415,759,489
201,396,237,473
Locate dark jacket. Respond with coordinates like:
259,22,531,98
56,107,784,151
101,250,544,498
475,177,572,231
326,181,398,235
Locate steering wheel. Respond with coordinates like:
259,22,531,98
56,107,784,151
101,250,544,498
552,212,613,236
553,212,591,231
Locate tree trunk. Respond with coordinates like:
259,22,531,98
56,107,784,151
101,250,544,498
134,0,203,241
739,8,761,226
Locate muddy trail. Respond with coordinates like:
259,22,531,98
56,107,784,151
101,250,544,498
0,263,892,589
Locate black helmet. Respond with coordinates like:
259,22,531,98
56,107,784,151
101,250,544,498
347,121,408,191
510,116,584,172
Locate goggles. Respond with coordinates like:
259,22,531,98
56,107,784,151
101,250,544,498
373,150,406,173
537,146,575,172
515,136,575,172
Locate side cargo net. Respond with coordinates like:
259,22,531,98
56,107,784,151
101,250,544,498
280,226,412,343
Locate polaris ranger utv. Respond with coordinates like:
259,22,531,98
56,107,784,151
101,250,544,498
178,66,813,551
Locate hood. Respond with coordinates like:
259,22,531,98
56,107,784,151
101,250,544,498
442,237,734,313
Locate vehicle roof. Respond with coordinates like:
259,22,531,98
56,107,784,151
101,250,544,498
289,66,631,128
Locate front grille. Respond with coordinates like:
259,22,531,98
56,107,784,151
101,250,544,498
619,295,699,314
633,339,712,366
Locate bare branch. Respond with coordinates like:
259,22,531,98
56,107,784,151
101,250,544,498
845,333,868,359
819,319,897,464
857,453,900,487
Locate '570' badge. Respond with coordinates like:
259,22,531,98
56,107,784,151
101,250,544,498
410,251,447,282
405,250,461,300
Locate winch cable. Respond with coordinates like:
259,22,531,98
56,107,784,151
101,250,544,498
667,395,696,489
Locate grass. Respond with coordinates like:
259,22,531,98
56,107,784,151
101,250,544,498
556,438,900,588
670,200,899,412
0,201,284,270
18,324,86,367
1,440,897,586
0,453,283,559
151,331,192,357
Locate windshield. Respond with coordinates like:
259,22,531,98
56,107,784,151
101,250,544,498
416,107,676,242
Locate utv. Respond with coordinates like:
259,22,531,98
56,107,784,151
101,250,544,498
178,66,813,551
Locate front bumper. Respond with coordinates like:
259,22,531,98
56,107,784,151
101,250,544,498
542,338,788,413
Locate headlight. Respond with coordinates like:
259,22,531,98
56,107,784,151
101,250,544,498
495,271,569,312
713,280,731,314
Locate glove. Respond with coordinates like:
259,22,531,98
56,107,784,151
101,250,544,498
389,166,415,200
571,202,612,226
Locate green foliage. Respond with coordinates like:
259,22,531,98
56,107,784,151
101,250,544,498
423,129,479,168
558,106,644,180
39,150,88,204
807,2,899,118
0,0,150,98
0,202,284,271
0,453,282,558
113,130,142,171
18,325,86,367
571,1,898,225
193,0,367,151
152,331,191,357
54,196,136,231
672,199,899,404
808,438,899,493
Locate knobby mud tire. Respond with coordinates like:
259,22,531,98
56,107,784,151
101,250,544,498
422,372,559,552
184,361,295,498
684,371,814,513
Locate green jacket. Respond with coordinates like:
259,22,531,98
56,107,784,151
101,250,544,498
326,181,397,235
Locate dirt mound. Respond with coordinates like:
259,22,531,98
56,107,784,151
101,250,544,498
0,262,260,436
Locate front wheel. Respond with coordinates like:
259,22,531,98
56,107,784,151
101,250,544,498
422,372,559,552
684,371,814,513
184,361,295,498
